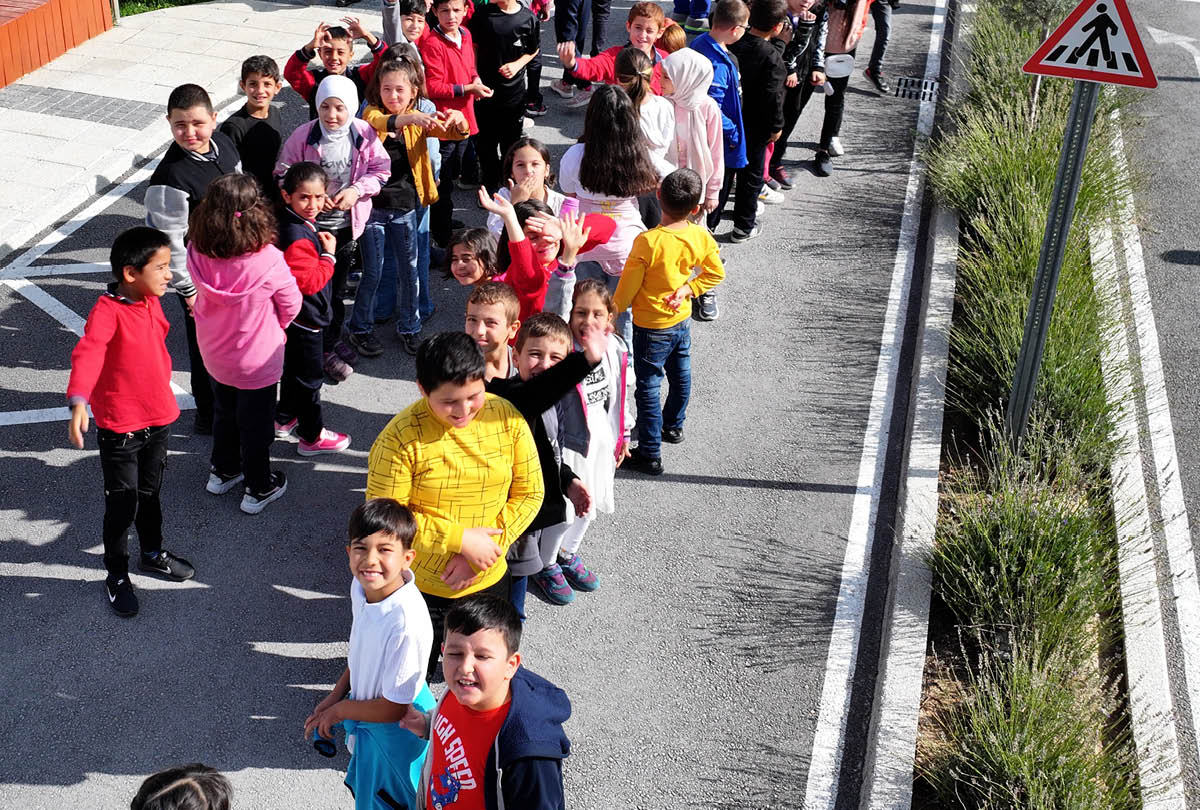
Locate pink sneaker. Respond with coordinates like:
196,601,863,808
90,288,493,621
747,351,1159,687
298,428,351,456
274,417,298,439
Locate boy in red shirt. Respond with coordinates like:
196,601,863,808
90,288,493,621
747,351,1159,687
554,1,669,104
406,595,570,809
420,0,494,246
67,227,196,618
284,17,389,120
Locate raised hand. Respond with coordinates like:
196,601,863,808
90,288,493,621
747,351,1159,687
557,211,592,265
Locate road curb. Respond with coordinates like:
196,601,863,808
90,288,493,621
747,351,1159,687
856,1,969,806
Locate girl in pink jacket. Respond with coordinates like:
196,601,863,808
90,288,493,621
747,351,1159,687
274,75,391,376
188,174,302,516
661,49,725,216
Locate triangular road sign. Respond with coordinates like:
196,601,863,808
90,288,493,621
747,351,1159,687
1023,0,1157,88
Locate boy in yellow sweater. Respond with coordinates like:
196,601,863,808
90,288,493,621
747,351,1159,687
613,168,725,476
366,331,544,677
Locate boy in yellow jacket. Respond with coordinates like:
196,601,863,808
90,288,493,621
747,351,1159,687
614,168,725,476
367,331,544,678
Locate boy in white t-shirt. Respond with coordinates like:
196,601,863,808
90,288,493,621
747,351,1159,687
304,498,436,810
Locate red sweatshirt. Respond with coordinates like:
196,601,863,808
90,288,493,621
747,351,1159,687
67,289,180,433
419,26,482,134
569,44,668,93
496,213,618,323
284,38,389,107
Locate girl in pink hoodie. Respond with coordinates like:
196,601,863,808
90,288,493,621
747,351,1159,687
188,174,302,516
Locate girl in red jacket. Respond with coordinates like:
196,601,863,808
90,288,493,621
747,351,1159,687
275,162,353,457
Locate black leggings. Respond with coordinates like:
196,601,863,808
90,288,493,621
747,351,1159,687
99,424,168,578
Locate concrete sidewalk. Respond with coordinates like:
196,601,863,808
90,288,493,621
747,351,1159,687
0,0,375,261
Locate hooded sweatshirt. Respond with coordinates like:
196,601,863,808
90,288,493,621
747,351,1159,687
663,49,725,204
187,243,302,390
418,666,571,810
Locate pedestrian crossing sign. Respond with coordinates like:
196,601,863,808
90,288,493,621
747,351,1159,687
1023,0,1157,88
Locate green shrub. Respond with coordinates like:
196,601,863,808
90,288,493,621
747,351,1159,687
928,416,1117,666
924,645,1137,810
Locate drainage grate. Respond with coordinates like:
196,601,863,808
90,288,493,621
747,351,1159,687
893,76,940,102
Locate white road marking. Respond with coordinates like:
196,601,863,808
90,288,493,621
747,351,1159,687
801,0,948,803
860,204,958,809
1,277,87,334
4,263,110,278
1110,117,1200,754
1148,26,1200,75
271,584,345,601
0,389,195,428
1092,218,1187,810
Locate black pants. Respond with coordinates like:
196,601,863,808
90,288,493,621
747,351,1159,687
317,226,355,352
277,324,325,443
586,0,610,55
868,0,892,75
795,52,854,151
637,192,662,229
178,294,214,428
99,424,169,578
211,381,276,494
708,136,769,232
525,57,543,105
474,98,525,194
770,81,805,171
555,0,593,88
421,569,511,679
433,139,470,246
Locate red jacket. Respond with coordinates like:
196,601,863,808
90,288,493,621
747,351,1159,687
496,213,617,323
419,26,482,134
67,289,180,433
570,44,668,93
283,38,389,109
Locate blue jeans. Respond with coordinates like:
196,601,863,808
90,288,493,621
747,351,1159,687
353,207,420,335
672,0,709,18
376,206,434,330
869,0,892,74
633,320,691,458
510,575,528,622
575,261,633,351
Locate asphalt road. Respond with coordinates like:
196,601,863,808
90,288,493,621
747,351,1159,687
1123,0,1200,802
0,2,938,807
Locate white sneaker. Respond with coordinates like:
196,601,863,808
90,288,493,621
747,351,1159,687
828,137,846,157
756,200,766,217
758,186,785,204
565,85,595,109
549,79,576,99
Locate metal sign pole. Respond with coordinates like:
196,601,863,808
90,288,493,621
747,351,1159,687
1005,79,1101,447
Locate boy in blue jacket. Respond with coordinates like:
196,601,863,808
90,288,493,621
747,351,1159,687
408,595,571,810
690,0,748,318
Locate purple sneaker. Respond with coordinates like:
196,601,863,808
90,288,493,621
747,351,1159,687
530,564,575,605
559,553,598,592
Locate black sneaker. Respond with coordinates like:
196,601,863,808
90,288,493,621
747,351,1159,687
348,331,384,358
864,67,891,94
693,290,719,321
206,467,244,495
398,332,422,356
769,165,794,190
764,176,782,192
729,225,762,244
241,471,287,515
624,448,664,476
814,151,833,177
525,101,548,117
105,576,138,617
662,427,684,444
138,550,196,581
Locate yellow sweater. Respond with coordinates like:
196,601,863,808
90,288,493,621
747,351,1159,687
366,394,544,599
613,223,726,329
362,104,468,208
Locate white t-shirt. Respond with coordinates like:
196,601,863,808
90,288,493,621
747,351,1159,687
348,571,433,705
557,143,645,271
316,133,353,231
486,186,566,235
639,95,677,179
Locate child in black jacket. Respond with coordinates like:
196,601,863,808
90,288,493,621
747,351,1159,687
727,0,788,241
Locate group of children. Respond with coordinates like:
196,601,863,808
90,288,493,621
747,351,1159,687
65,0,891,804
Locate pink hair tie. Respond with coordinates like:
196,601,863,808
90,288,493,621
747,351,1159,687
234,211,243,218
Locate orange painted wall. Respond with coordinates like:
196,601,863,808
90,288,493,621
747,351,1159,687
0,0,113,89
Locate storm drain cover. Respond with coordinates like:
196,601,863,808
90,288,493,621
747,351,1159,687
893,76,940,101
